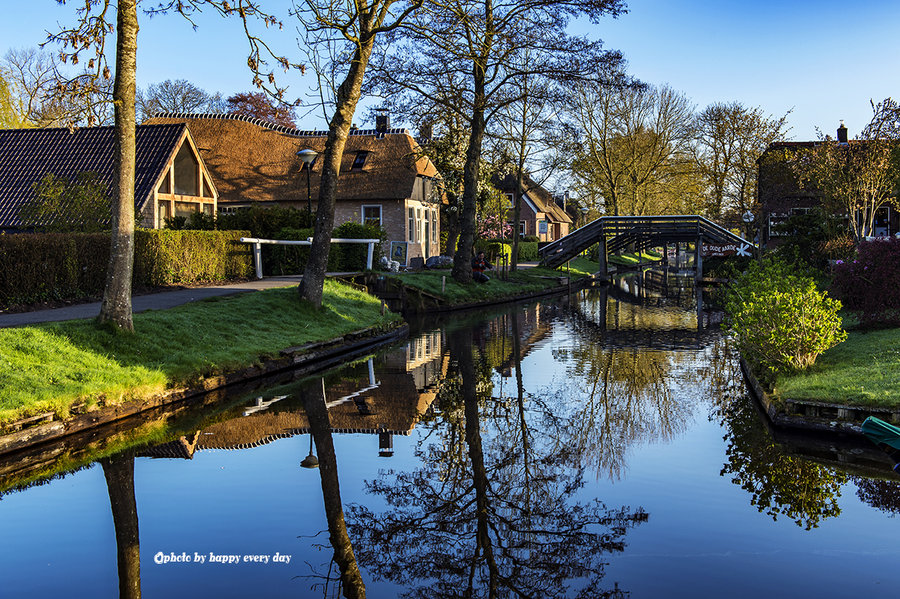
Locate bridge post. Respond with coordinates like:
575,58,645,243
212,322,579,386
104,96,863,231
695,238,703,283
598,234,608,281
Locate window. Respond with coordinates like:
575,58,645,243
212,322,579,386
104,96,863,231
351,151,369,170
431,209,438,242
175,201,197,218
362,205,382,227
424,211,430,247
157,173,171,194
506,192,515,207
173,143,199,196
158,201,170,225
520,221,527,237
416,208,422,243
408,207,415,242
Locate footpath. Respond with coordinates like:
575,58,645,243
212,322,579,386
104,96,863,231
0,276,303,328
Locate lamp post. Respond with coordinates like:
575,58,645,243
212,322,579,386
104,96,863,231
297,149,318,215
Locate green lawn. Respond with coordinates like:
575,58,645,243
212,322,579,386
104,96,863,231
387,259,600,305
775,326,900,407
0,280,401,426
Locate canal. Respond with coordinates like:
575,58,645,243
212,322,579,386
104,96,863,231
1,278,898,598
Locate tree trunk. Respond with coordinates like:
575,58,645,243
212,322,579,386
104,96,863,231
98,0,138,331
301,380,366,599
451,66,486,283
102,454,141,599
299,40,375,307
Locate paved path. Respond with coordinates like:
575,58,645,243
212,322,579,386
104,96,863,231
0,276,303,328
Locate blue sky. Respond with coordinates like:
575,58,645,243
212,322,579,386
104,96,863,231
4,0,899,140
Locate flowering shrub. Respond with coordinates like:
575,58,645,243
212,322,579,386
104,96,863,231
476,215,512,239
725,258,846,379
831,237,900,327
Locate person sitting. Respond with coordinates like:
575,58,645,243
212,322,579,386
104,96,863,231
471,250,492,283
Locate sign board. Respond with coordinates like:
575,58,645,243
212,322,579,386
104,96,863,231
538,220,548,235
390,241,409,266
702,242,753,258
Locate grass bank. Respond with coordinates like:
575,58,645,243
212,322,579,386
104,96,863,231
387,259,600,306
608,251,662,267
0,280,402,427
774,326,900,408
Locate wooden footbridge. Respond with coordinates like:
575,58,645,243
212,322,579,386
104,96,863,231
539,215,754,280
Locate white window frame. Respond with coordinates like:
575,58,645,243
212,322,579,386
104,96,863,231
361,204,382,227
408,207,415,242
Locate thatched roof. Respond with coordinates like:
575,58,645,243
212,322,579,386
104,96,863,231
144,113,439,206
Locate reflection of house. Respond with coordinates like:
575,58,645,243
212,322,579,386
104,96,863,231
758,123,900,247
145,335,449,458
0,124,217,232
146,113,443,267
494,173,572,242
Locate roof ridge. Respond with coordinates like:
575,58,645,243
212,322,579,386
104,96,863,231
150,111,411,138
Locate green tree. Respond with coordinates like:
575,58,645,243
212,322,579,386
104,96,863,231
692,102,789,223
19,172,110,232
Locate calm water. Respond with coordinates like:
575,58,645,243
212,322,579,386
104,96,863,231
2,277,899,598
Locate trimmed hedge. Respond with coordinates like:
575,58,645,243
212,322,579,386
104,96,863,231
133,229,254,286
831,237,900,327
0,230,253,308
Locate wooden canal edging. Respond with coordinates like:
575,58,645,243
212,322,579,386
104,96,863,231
0,322,409,457
740,357,900,434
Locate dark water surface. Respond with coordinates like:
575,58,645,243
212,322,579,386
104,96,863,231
2,278,899,598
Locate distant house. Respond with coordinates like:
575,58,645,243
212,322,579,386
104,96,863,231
0,123,217,232
758,122,899,247
493,173,572,242
145,113,444,267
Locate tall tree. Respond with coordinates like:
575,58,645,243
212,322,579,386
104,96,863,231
567,81,693,217
225,90,295,127
371,0,625,283
1,47,113,126
50,0,287,330
295,0,424,308
136,78,224,121
693,101,789,223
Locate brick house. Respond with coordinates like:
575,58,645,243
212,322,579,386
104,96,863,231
758,123,899,247
146,113,443,267
0,123,216,232
494,173,572,242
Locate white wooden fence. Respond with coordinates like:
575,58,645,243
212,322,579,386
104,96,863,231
239,237,380,279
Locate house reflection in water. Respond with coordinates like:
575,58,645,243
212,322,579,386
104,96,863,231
139,331,448,461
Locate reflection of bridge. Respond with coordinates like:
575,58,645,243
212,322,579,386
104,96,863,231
571,286,722,351
539,215,754,279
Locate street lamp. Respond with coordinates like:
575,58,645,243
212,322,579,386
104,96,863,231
300,435,319,469
297,148,318,214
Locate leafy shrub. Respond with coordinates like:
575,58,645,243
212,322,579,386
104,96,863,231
831,237,900,327
474,239,512,265
516,241,539,261
725,258,846,380
261,222,386,275
216,205,314,237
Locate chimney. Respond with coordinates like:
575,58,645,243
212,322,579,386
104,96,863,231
837,120,848,143
375,111,391,134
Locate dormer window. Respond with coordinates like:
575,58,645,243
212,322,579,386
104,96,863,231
351,151,369,171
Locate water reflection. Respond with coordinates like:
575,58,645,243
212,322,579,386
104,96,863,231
714,389,849,530
345,322,648,598
4,284,900,597
102,453,141,599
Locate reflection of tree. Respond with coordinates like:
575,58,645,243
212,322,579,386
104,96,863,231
347,322,646,598
555,295,696,480
300,379,366,599
101,453,141,599
853,476,900,517
716,395,848,530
